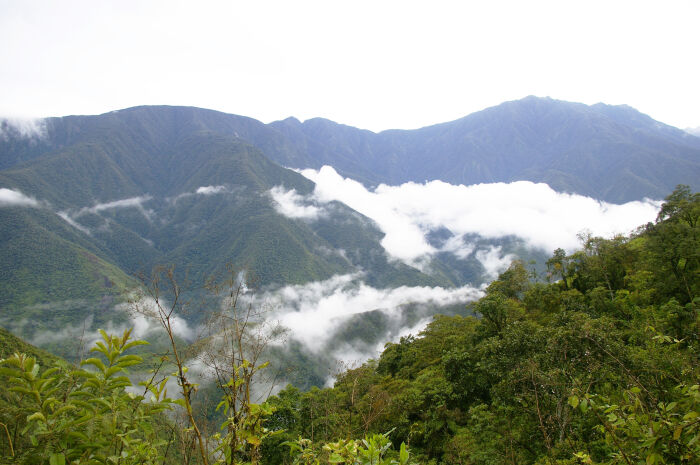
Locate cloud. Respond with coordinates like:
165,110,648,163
170,185,233,202
327,315,433,368
476,246,516,280
195,185,227,195
299,166,661,264
301,168,434,264
119,295,194,341
439,235,475,259
0,188,40,208
78,195,153,215
269,186,323,219
254,273,483,353
684,127,700,137
55,195,155,223
0,117,46,140
57,211,91,234
21,294,195,351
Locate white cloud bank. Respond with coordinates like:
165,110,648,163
0,117,46,140
0,188,40,208
291,166,661,264
269,186,322,219
255,273,483,353
195,185,227,195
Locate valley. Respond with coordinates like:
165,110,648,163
1,97,697,377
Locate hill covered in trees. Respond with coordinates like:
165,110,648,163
1,186,697,464
260,185,699,464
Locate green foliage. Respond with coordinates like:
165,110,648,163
263,186,700,465
568,382,700,464
1,186,698,464
0,328,175,464
283,432,417,465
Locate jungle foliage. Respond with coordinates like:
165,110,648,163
0,186,698,464
263,185,699,464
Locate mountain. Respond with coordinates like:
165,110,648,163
0,98,697,361
3,98,698,203
268,97,700,203
0,107,467,355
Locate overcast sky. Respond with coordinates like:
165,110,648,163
1,0,699,131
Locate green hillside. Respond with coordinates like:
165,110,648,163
1,187,695,465
2,100,694,365
261,186,700,464
0,326,62,367
0,107,467,355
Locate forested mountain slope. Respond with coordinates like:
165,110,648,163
0,106,466,353
1,187,696,465
0,98,696,361
262,186,700,465
270,97,700,202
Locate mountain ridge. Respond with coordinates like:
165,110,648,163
0,96,696,359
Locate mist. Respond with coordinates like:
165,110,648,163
171,185,231,202
75,195,153,217
291,166,661,264
269,186,322,219
253,273,483,354
195,185,227,195
55,195,155,232
0,117,46,140
0,188,40,208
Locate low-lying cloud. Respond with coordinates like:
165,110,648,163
297,166,661,264
57,195,155,232
269,186,323,219
57,211,91,234
76,195,153,217
0,188,40,208
255,273,483,353
196,185,227,195
119,295,194,341
171,185,231,202
24,295,195,350
0,117,46,140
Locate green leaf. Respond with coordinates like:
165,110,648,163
399,442,409,465
122,340,149,351
81,357,107,373
27,412,46,423
580,398,589,413
673,426,683,441
49,453,66,465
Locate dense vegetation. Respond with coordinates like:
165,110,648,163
4,97,699,363
261,186,699,464
1,108,472,340
1,186,697,464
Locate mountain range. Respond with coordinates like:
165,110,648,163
0,96,698,363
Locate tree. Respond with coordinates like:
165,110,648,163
197,265,286,464
0,329,176,464
644,185,700,303
133,264,283,465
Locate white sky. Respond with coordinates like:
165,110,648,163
1,0,699,132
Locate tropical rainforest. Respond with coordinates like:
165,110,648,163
1,185,697,464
